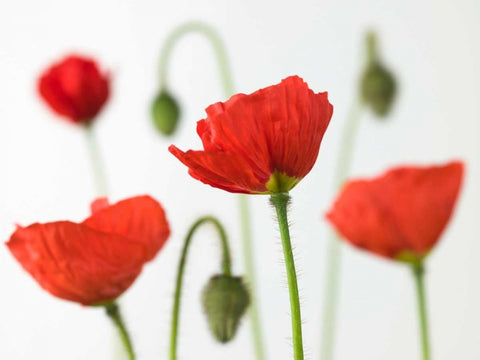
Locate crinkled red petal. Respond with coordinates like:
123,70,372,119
327,161,464,259
83,195,170,261
7,221,146,305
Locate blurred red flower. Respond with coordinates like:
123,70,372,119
326,161,464,262
7,196,170,305
169,76,333,194
38,54,110,125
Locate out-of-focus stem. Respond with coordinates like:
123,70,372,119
158,21,266,360
412,262,431,360
84,124,108,197
169,216,232,360
105,302,135,360
320,99,363,360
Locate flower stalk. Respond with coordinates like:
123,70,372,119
320,98,363,360
412,262,431,360
84,124,108,197
169,216,232,360
270,192,304,360
158,21,266,360
105,302,135,360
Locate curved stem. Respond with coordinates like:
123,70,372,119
159,21,265,360
84,124,108,197
169,216,232,360
412,262,431,360
270,193,304,360
320,98,363,360
105,302,135,360
158,21,234,95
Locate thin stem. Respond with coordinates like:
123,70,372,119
238,195,266,360
412,262,431,360
320,99,363,360
159,21,265,360
105,302,135,360
366,31,377,65
158,21,234,95
84,124,108,197
169,216,232,360
270,192,304,360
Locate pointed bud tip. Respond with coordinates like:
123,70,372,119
202,274,250,343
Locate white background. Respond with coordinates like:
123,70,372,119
0,0,479,359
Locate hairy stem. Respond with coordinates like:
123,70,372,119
271,192,304,360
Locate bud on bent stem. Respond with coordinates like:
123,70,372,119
202,274,250,343
151,91,181,136
169,216,249,360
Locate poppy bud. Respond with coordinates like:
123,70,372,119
202,274,250,343
360,31,397,117
151,91,180,136
360,62,396,117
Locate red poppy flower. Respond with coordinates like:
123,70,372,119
7,196,170,305
169,76,333,194
38,54,110,125
326,161,464,262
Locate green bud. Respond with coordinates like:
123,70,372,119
360,31,397,117
360,62,397,117
151,91,180,136
202,274,250,343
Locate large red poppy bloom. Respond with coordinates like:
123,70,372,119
326,161,464,262
169,76,333,194
38,54,110,125
7,196,170,305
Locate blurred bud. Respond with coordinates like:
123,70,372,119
202,274,250,343
360,63,396,117
151,91,180,136
360,31,397,117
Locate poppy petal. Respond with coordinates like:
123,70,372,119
170,76,333,194
327,161,464,260
38,55,109,124
82,196,170,261
169,145,270,194
7,222,146,305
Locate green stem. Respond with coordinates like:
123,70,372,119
270,192,304,360
366,31,377,65
169,216,232,360
84,124,108,197
159,21,265,360
105,302,135,360
158,21,233,95
320,99,363,360
412,262,431,360
238,195,266,360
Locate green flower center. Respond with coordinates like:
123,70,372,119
266,171,300,193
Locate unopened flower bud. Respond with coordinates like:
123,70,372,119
151,91,180,136
202,274,250,343
360,62,397,117
360,31,397,117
